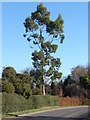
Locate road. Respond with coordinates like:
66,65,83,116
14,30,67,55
2,106,89,120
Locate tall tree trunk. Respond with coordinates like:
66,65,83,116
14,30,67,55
42,84,45,95
40,25,45,95
42,75,45,95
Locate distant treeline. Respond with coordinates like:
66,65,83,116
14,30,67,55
1,65,90,99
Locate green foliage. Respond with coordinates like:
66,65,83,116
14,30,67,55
32,88,42,95
2,93,59,113
30,69,42,95
2,93,30,113
2,80,15,93
2,66,16,80
13,80,32,98
13,80,24,95
29,95,59,108
23,83,32,98
82,98,90,105
16,73,32,84
79,76,89,89
63,65,90,98
2,66,33,98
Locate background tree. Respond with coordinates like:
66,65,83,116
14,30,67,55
63,65,89,98
0,79,2,92
51,81,56,95
30,69,42,95
23,3,64,95
2,66,33,98
2,65,90,98
14,73,32,98
71,65,87,82
23,83,32,98
45,83,51,95
56,80,63,95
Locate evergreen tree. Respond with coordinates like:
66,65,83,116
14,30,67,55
23,3,65,95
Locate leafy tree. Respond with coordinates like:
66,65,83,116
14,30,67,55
2,67,16,85
2,66,33,98
63,75,78,97
71,65,87,82
13,79,24,95
14,73,32,97
2,80,15,93
30,69,42,88
63,71,89,98
30,69,42,95
64,84,87,98
80,75,90,89
23,83,32,98
23,3,64,95
16,73,32,84
2,66,16,80
63,75,76,87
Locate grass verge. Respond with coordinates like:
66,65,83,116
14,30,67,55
2,105,88,119
2,106,60,118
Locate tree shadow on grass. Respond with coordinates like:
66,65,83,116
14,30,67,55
6,114,18,117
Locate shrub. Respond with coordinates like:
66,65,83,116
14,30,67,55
27,95,59,109
2,93,59,113
2,93,28,113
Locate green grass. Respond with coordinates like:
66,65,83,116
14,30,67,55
2,105,88,118
2,106,60,118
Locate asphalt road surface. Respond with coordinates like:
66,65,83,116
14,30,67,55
2,106,89,120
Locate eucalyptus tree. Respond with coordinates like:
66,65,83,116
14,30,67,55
23,3,65,95
30,69,42,89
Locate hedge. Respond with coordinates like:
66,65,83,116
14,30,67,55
29,95,59,109
2,93,59,113
2,93,29,113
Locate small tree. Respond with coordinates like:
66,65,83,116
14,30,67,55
23,3,65,95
